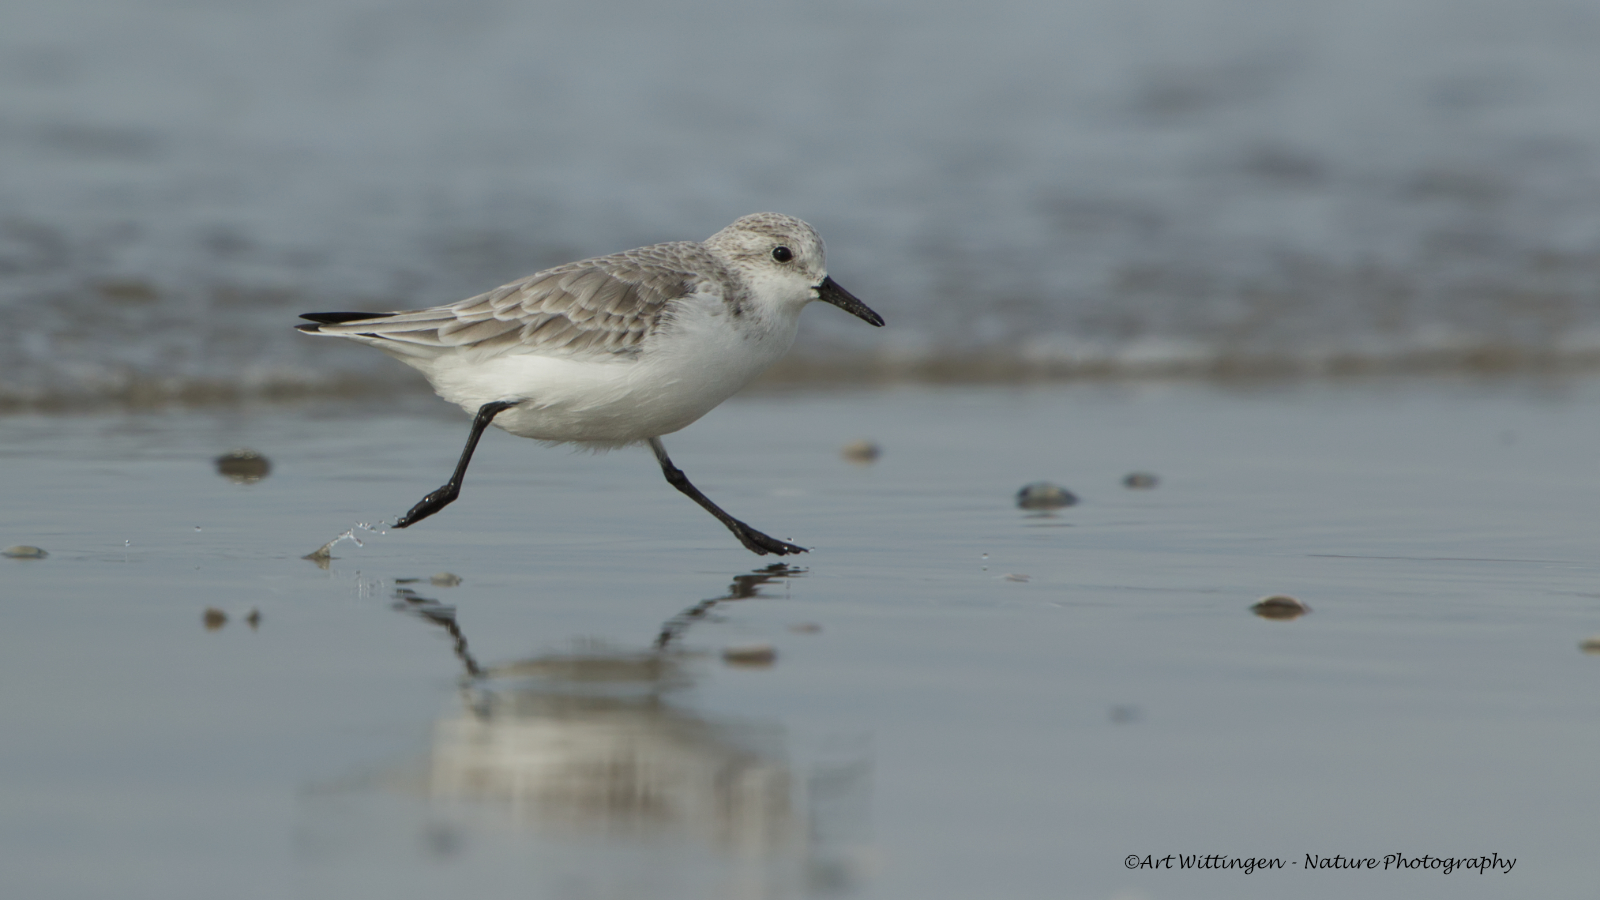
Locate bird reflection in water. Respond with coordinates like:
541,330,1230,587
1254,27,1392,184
380,564,870,895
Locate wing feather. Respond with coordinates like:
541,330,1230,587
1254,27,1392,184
299,241,723,359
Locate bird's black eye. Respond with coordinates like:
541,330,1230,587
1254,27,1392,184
771,246,793,263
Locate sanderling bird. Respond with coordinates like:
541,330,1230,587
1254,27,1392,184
297,212,884,555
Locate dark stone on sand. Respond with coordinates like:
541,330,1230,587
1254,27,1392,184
1251,595,1310,620
722,643,778,667
841,439,881,463
1016,481,1078,510
215,449,271,483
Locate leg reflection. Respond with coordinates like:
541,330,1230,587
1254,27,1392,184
653,563,806,651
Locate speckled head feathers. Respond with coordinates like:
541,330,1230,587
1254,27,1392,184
704,213,827,281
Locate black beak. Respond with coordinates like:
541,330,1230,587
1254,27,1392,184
815,276,885,327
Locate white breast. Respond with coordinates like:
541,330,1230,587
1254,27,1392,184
411,294,802,446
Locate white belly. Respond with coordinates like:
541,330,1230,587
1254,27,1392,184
411,301,799,446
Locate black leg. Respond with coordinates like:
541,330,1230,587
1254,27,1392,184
394,401,518,529
649,438,807,556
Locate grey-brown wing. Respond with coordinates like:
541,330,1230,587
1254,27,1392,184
306,242,722,358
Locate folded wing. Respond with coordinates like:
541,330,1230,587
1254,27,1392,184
298,242,719,360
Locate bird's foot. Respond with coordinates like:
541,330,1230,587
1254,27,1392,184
393,484,457,529
732,523,808,556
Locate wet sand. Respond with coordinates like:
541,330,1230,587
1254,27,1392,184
3,381,1599,899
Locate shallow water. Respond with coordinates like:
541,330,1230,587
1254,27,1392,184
5,0,1600,405
3,382,1598,898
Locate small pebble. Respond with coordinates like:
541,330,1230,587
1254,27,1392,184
203,607,228,630
430,572,462,587
841,439,881,463
1251,594,1310,620
3,545,48,559
215,449,271,484
245,608,262,630
1580,636,1600,655
1123,472,1159,489
722,643,778,668
1016,481,1078,510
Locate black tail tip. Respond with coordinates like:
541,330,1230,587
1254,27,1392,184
298,311,394,324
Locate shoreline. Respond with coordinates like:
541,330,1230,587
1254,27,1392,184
7,342,1600,414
